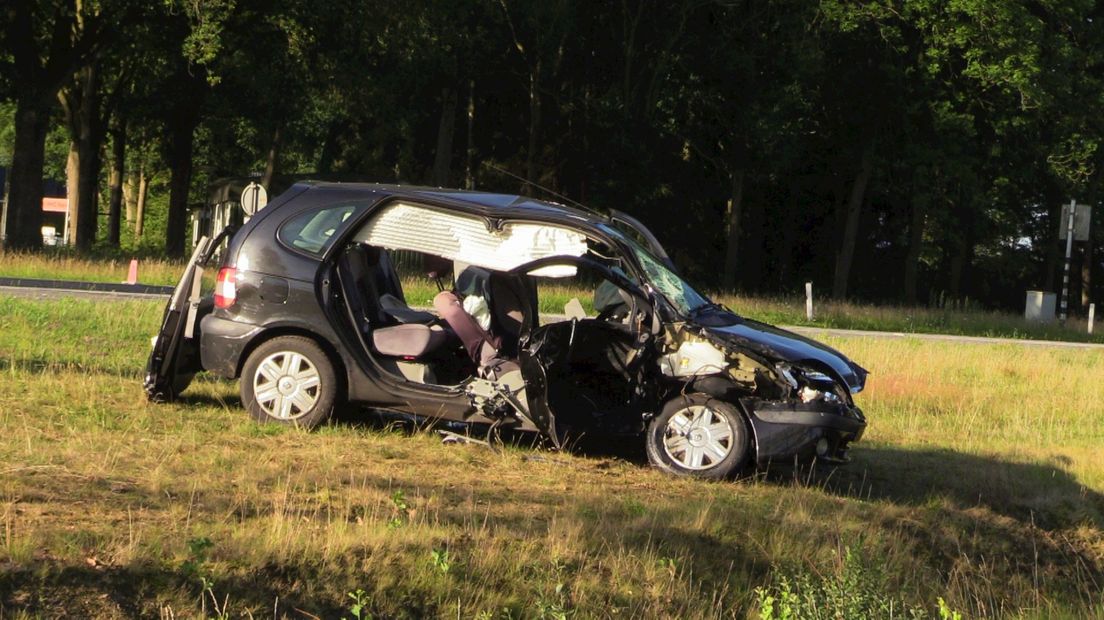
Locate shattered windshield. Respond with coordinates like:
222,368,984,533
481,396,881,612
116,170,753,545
599,224,710,316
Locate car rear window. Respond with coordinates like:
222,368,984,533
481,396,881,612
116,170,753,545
278,204,359,256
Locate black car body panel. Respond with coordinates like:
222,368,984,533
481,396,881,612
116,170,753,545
149,181,870,476
703,318,868,393
741,399,866,464
198,314,262,377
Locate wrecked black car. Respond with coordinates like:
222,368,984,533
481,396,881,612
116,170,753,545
146,183,867,479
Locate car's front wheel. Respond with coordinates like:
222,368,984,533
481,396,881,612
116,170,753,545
240,336,337,429
645,394,749,479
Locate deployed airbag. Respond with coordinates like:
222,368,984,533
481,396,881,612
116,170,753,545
355,202,587,276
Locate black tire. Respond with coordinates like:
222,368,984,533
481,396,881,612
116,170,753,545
171,372,195,399
240,336,338,429
645,393,749,479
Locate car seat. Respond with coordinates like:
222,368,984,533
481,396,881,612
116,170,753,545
339,244,447,359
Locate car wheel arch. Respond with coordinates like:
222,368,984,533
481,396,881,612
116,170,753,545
234,326,349,399
675,377,761,465
646,391,755,478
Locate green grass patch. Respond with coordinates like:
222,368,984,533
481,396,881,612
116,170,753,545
0,293,1102,617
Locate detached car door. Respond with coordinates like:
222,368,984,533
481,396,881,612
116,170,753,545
144,232,227,401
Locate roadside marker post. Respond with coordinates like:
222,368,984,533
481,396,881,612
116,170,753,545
1061,200,1076,324
1059,200,1092,324
805,282,814,321
1090,303,1096,335
125,259,138,285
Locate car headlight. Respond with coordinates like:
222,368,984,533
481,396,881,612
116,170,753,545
798,385,841,404
801,370,833,383
775,364,799,389
789,366,846,404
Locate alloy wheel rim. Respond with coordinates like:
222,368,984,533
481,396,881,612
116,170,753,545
662,405,734,470
252,351,321,420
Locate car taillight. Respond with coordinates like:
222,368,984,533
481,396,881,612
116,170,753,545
214,267,238,308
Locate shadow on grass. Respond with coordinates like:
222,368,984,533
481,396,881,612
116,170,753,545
174,391,241,409
330,405,648,465
0,563,348,619
762,445,1104,531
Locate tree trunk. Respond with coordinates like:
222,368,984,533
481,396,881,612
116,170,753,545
163,63,206,256
721,169,745,291
106,121,126,246
65,142,80,245
62,64,103,251
774,184,799,291
465,80,475,190
903,197,926,304
317,119,343,174
948,232,970,300
2,95,50,249
1043,188,1062,292
1082,214,1093,308
165,117,196,257
524,60,542,194
832,140,875,299
261,124,282,190
75,131,102,251
135,166,148,238
123,173,135,224
431,87,457,187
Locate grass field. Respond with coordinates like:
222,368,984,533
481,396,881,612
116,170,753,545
3,249,1101,344
0,294,1101,618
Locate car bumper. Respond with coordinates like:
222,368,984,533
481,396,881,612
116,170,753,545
200,314,263,378
740,398,866,465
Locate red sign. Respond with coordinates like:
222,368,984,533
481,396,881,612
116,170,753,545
42,197,67,213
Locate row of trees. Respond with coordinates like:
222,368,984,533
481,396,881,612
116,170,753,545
3,0,1104,308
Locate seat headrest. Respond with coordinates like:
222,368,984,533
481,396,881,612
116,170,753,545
456,266,492,299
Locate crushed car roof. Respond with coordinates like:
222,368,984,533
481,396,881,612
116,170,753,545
292,181,603,222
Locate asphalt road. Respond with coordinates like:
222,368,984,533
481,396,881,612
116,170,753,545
0,285,171,301
4,284,1103,350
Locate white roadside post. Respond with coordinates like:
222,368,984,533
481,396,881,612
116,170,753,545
1089,303,1096,335
805,281,814,321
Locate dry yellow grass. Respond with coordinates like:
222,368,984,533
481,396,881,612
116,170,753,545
0,295,1102,618
0,250,185,286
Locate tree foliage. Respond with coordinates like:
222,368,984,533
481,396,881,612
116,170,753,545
3,0,1104,308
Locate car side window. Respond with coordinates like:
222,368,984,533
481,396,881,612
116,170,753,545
278,204,358,256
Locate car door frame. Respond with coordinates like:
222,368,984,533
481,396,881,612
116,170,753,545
313,195,656,430
508,254,656,446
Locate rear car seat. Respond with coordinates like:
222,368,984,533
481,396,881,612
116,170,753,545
340,244,448,360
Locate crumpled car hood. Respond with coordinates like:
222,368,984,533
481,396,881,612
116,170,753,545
700,317,868,392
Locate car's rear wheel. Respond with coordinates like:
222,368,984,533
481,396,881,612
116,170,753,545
645,394,749,479
240,336,337,429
